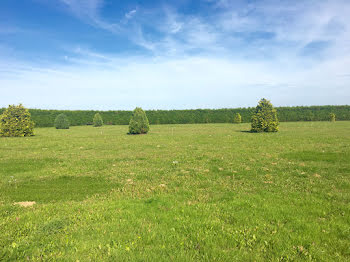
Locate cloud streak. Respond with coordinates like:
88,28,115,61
125,9,137,20
59,0,120,32
1,47,349,110
55,0,350,60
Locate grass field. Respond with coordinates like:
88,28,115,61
1,122,349,261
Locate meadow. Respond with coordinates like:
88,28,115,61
0,122,349,261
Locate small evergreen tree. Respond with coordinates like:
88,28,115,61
93,113,103,127
0,104,35,137
128,107,150,134
251,98,279,132
329,113,336,122
54,113,69,129
234,113,242,124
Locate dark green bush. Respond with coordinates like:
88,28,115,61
234,113,242,124
251,98,279,132
128,107,150,134
329,113,336,122
0,104,35,137
93,113,103,127
54,114,69,129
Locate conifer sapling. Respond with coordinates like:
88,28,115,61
128,107,150,134
54,113,70,129
251,98,279,132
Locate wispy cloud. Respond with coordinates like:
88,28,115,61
60,0,102,20
1,0,350,109
59,0,120,32
54,0,350,60
125,9,137,20
1,45,349,109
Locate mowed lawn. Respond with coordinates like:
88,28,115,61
0,122,349,261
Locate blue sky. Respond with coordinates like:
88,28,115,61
0,0,349,110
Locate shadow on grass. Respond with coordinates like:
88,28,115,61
238,130,253,133
237,130,278,134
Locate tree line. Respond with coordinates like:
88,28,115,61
0,105,349,128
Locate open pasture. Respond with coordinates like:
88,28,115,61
1,122,350,261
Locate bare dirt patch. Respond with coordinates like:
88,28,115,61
14,201,36,207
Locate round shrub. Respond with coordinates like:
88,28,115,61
251,98,279,132
128,107,150,134
54,114,69,129
234,113,242,124
93,113,103,127
329,113,336,122
0,104,35,137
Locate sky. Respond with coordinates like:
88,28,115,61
0,0,349,110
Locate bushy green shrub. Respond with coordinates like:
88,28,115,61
93,113,103,127
54,114,69,129
251,98,279,132
329,113,336,122
128,107,150,134
0,104,35,137
234,113,242,124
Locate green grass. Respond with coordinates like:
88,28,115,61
0,122,349,261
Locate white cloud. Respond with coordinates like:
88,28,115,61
1,0,350,109
125,9,137,20
59,0,120,32
1,48,349,109
54,0,350,60
60,0,102,19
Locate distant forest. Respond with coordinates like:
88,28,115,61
1,105,349,127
